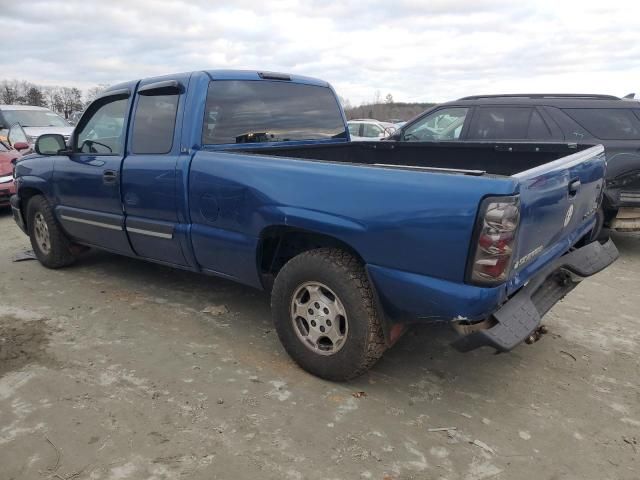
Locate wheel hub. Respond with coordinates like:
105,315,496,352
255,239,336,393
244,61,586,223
33,212,51,254
290,282,348,356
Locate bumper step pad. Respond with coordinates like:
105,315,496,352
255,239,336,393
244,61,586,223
452,239,618,353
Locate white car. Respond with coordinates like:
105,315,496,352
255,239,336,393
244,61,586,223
0,105,74,147
347,119,397,141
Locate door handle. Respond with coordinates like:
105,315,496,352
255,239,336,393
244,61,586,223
568,178,581,197
103,169,118,185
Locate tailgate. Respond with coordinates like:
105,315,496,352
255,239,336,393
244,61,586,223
507,145,606,295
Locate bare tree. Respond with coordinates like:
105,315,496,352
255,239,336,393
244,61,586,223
43,86,59,110
85,84,110,106
385,93,394,104
336,95,352,111
60,87,83,118
53,93,64,114
1,80,20,104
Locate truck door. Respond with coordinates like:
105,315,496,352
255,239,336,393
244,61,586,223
53,87,135,254
121,74,191,266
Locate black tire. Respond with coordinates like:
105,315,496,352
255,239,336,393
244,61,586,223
588,206,610,244
26,195,76,268
271,248,386,381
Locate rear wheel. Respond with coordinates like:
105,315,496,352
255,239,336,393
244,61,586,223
588,206,610,243
271,248,386,381
27,195,77,268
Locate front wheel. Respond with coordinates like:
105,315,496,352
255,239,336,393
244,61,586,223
27,195,77,268
271,248,386,381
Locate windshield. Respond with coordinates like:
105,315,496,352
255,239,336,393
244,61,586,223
2,109,69,128
202,80,347,144
402,107,469,141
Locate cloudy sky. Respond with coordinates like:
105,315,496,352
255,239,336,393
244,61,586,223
3,0,640,104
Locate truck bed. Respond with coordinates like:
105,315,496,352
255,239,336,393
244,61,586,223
235,141,593,176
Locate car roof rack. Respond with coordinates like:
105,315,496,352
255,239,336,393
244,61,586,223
458,93,620,101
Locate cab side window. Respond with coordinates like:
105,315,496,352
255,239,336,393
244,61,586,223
131,94,179,154
348,123,361,137
362,123,385,138
467,107,532,140
76,97,128,155
466,106,553,140
527,109,553,139
403,108,469,141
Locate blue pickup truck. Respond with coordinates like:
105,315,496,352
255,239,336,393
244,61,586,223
11,70,618,380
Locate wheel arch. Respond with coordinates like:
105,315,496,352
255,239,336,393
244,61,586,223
257,225,398,346
257,225,365,281
17,186,46,231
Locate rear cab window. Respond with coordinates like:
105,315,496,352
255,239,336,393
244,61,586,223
562,108,640,140
202,80,347,145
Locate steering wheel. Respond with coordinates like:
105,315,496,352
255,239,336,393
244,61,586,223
81,139,113,154
404,130,435,141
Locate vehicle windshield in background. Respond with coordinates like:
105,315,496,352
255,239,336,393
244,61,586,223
201,80,347,144
2,109,70,128
563,108,640,140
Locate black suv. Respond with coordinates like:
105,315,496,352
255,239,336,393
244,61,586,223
389,94,640,234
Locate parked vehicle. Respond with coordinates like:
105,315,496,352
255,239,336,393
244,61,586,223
0,105,73,147
389,94,640,234
348,119,396,141
11,71,617,380
0,140,27,207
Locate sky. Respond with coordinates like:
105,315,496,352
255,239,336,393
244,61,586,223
3,0,640,105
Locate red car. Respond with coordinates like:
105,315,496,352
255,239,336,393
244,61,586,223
0,140,28,207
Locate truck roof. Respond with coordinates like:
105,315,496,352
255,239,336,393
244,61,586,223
105,69,330,94
447,94,634,109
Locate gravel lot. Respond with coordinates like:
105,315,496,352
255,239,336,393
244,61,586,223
0,210,639,480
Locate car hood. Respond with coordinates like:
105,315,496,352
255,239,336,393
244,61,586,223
23,126,74,139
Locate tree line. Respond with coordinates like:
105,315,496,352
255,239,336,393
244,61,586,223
339,91,436,122
1,80,109,119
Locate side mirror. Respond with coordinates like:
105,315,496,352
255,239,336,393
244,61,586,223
36,134,67,155
13,141,30,151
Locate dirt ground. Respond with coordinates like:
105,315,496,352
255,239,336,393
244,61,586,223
0,210,638,480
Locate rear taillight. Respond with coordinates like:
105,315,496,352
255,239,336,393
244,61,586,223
469,196,520,285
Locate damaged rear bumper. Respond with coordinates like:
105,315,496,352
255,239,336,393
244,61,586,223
609,207,640,232
606,169,640,232
451,238,619,353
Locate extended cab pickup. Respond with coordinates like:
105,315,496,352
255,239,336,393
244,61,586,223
11,70,618,380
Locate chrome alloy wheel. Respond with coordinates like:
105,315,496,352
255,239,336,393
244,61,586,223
290,282,349,355
33,212,51,254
